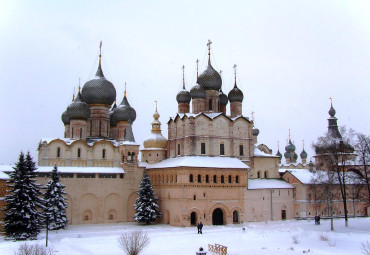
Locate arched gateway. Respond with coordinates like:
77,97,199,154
212,208,224,225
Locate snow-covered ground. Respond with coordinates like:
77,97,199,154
1,218,369,255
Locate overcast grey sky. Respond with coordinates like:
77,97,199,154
0,1,369,165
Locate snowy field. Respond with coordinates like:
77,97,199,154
1,218,369,255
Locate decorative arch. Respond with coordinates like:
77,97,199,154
127,192,138,222
64,194,73,225
188,207,201,226
79,193,99,224
104,193,122,222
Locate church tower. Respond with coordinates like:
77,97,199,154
141,103,168,163
228,65,244,117
176,65,191,114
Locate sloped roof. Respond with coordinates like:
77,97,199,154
0,165,124,174
145,156,249,169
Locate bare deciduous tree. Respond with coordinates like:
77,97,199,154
355,132,370,204
118,231,150,255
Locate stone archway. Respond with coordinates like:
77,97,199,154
191,212,197,225
212,208,224,225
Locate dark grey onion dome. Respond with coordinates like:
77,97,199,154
276,150,282,158
66,91,91,120
219,89,228,106
293,152,298,159
176,89,191,103
253,128,260,136
81,63,116,105
329,103,336,117
190,84,206,99
109,102,117,126
228,83,244,102
197,63,222,91
112,95,136,123
284,151,291,158
300,149,308,159
285,140,296,152
61,110,70,124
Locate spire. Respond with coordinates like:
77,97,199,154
123,123,136,143
196,59,199,79
207,39,212,65
251,111,255,122
327,98,341,138
288,128,291,141
95,41,104,77
233,64,238,88
182,65,185,89
124,82,127,98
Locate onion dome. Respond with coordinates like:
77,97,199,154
112,91,136,123
284,151,291,158
81,48,116,105
253,128,260,136
190,83,206,99
176,89,191,103
143,104,167,149
329,102,336,117
66,89,91,120
228,83,244,102
110,101,117,126
197,63,222,91
61,110,70,124
219,89,228,106
300,149,308,159
276,150,282,158
285,140,296,152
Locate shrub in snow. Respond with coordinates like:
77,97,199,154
3,152,45,240
15,242,55,255
291,234,299,244
361,239,370,255
134,173,162,224
43,165,68,230
118,231,150,255
319,233,329,241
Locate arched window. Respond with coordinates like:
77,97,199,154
206,175,209,183
221,175,225,183
177,144,181,156
220,144,225,156
99,120,102,136
264,171,268,178
209,99,213,110
57,147,61,158
197,174,201,183
71,127,74,138
213,175,217,183
257,171,261,178
77,148,81,158
189,174,193,183
239,145,244,156
228,175,232,183
236,175,239,183
131,152,135,161
80,128,82,138
102,149,106,159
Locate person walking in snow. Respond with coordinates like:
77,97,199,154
317,216,320,225
199,222,203,234
197,222,200,234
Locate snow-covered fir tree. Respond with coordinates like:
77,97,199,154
43,165,68,230
134,173,162,224
3,152,45,240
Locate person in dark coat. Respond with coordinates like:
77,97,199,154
199,222,203,234
197,222,200,234
317,216,320,225
314,215,318,225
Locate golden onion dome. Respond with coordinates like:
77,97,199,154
143,103,167,149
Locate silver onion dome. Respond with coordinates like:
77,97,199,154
81,62,116,105
112,94,136,123
190,84,206,99
197,63,222,91
219,89,228,106
228,83,244,102
66,91,91,120
300,149,308,159
253,128,260,136
176,89,191,103
61,110,70,124
285,140,296,152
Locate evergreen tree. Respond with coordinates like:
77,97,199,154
43,165,68,230
3,152,44,240
134,173,162,224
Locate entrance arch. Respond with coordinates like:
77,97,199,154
212,208,224,225
191,212,197,225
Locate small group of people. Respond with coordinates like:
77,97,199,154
314,215,321,225
197,222,203,234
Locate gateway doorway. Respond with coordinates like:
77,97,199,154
212,208,224,225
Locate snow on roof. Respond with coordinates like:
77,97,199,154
254,147,279,158
1,164,124,174
41,138,120,147
120,141,139,146
248,179,294,189
173,113,249,122
280,162,308,167
283,169,315,184
145,156,250,169
140,147,167,151
35,166,125,174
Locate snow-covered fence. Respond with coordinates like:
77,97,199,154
208,243,227,255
